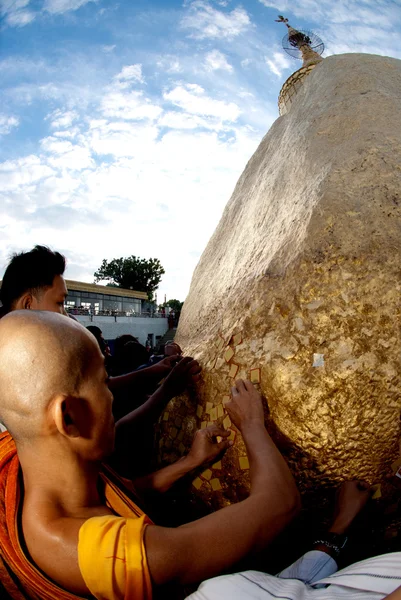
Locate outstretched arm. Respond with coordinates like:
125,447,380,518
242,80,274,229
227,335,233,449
108,355,180,394
144,380,301,586
111,357,201,476
133,424,231,494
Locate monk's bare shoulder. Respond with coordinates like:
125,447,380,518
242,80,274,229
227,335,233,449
22,500,113,596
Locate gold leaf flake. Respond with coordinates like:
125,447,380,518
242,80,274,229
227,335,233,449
196,405,203,418
250,367,261,384
232,333,242,346
228,429,236,442
223,415,231,429
170,427,178,439
371,484,382,500
212,461,222,469
224,347,235,363
211,478,222,491
222,395,231,405
201,469,213,481
229,363,239,378
192,477,203,490
217,404,224,419
163,412,169,421
239,456,250,470
210,407,217,421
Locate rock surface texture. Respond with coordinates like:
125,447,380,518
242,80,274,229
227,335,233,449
160,54,401,511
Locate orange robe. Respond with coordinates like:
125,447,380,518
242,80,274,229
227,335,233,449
0,432,152,600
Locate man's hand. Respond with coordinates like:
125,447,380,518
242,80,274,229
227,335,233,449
187,425,232,469
225,379,265,431
157,354,182,373
162,356,201,398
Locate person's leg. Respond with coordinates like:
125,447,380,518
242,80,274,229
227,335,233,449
278,480,371,585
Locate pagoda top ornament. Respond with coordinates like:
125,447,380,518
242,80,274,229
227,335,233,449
275,15,324,68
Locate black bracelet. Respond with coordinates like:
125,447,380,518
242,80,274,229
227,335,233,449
312,540,342,557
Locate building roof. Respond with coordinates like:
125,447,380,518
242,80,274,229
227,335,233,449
65,279,148,300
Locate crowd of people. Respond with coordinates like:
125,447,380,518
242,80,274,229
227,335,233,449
0,245,400,600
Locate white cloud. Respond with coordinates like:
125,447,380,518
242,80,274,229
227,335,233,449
164,84,240,121
42,0,96,15
1,0,35,27
0,156,54,193
87,120,159,158
40,137,93,171
204,49,233,72
156,56,183,74
0,114,19,136
114,64,144,84
158,111,223,131
100,91,162,121
181,0,251,40
47,109,78,129
265,52,291,77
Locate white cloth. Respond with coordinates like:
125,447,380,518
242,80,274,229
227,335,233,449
278,550,338,585
186,552,401,600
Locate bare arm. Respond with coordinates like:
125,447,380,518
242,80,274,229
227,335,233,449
108,355,180,393
134,425,231,494
144,379,300,586
114,357,201,449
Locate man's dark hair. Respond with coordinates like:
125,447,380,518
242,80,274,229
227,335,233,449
0,245,66,313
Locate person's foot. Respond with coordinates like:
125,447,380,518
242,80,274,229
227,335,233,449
329,480,371,535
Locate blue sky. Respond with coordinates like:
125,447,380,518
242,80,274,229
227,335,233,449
1,0,401,302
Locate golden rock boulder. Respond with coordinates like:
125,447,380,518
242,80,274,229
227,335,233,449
158,53,401,511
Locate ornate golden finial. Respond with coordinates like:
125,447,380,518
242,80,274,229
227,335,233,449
276,15,324,68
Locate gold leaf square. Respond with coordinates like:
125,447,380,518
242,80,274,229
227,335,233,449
371,484,382,499
229,363,239,378
250,368,261,384
211,478,222,491
224,347,235,363
239,456,250,470
201,469,213,481
232,333,242,346
223,415,231,429
192,477,203,490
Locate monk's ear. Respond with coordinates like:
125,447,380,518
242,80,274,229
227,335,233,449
52,396,82,439
14,293,34,311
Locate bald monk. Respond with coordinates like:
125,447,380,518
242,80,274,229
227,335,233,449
0,311,300,599
0,244,185,412
0,244,197,464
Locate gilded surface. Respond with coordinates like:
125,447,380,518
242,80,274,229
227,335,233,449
156,55,401,530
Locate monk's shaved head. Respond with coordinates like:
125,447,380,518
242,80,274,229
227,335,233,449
0,311,99,444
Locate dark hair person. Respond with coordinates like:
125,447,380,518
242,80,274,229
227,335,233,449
0,245,67,316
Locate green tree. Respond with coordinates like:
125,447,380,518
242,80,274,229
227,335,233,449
166,299,183,313
94,256,165,301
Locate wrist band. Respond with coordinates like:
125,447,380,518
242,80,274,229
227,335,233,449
312,539,342,556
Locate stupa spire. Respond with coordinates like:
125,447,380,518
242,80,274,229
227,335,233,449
275,15,324,68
